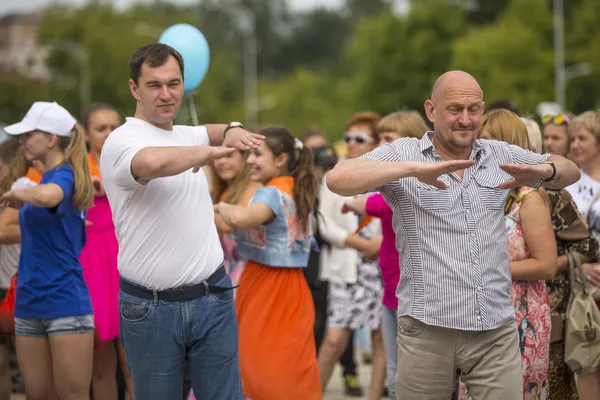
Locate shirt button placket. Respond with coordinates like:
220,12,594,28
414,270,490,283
463,192,483,326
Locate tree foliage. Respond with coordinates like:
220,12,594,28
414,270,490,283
1,0,598,139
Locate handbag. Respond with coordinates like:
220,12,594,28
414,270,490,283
564,251,600,374
585,191,600,300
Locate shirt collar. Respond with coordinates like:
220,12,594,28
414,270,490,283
419,131,486,159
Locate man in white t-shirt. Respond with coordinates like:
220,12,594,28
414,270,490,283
100,43,263,400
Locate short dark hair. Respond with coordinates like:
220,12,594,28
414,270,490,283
129,43,185,85
346,111,382,139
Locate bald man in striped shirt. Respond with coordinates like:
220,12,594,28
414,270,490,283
326,71,580,400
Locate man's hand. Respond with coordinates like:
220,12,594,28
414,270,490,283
223,127,265,151
412,160,476,190
0,190,24,210
191,147,236,173
497,163,553,189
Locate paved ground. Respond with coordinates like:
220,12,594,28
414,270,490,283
323,360,373,400
7,361,374,400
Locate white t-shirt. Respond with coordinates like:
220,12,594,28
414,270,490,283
566,169,600,242
0,176,38,289
100,117,224,290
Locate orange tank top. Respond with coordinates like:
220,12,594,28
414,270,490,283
88,152,101,179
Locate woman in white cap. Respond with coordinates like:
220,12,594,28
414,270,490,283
0,101,94,400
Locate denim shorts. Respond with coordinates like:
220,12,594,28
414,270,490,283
14,314,94,337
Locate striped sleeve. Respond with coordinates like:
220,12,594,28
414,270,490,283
360,139,416,193
506,144,551,188
360,138,414,163
507,144,550,165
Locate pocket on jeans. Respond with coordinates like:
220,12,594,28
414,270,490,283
119,298,152,323
208,290,234,304
397,315,425,337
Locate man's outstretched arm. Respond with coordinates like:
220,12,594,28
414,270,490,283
326,158,475,197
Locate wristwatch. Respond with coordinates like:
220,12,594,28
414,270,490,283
223,121,243,138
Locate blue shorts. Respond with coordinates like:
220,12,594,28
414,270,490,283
14,314,94,337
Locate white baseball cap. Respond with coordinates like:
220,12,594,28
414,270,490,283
4,102,77,137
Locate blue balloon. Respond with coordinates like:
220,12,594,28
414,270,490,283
159,23,210,94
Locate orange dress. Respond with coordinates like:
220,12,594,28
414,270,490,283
235,177,321,400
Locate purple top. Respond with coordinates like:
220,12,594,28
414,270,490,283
365,193,399,311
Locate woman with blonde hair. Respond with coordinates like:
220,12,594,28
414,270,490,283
521,117,543,154
343,110,428,399
564,110,600,399
458,109,557,400
376,110,428,144
0,101,94,400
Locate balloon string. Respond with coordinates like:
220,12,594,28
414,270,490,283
188,95,199,126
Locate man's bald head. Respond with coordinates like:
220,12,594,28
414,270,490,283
424,70,485,155
431,71,483,102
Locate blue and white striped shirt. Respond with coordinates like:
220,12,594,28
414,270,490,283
362,132,549,331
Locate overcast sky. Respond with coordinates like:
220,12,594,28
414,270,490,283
0,0,344,16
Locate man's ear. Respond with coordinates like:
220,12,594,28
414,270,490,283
129,79,140,101
424,99,436,124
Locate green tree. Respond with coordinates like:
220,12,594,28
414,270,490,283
274,8,351,73
258,68,353,140
345,0,392,19
0,74,54,124
451,0,555,115
565,0,600,112
348,0,466,114
36,3,243,125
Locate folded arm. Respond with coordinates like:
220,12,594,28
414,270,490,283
214,202,274,230
0,208,21,245
326,159,418,197
511,190,558,280
131,146,234,181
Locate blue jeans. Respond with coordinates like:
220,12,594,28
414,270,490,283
381,306,398,400
119,273,243,400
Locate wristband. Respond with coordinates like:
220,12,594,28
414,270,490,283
542,161,556,182
223,122,243,138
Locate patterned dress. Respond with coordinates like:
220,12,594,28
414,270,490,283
546,188,599,400
459,187,551,400
327,200,383,331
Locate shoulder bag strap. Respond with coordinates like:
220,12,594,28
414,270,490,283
568,251,590,296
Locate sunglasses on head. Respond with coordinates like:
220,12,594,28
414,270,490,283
344,133,375,144
542,113,570,126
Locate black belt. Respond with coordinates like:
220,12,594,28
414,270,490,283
119,265,235,302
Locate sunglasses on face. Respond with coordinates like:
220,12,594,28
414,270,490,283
542,113,570,126
344,133,375,144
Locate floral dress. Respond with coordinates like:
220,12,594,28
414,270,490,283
459,187,551,400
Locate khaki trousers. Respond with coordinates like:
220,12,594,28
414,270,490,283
395,316,522,400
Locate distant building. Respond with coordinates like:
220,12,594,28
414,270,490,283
0,12,49,80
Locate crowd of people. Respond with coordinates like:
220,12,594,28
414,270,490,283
0,42,597,400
